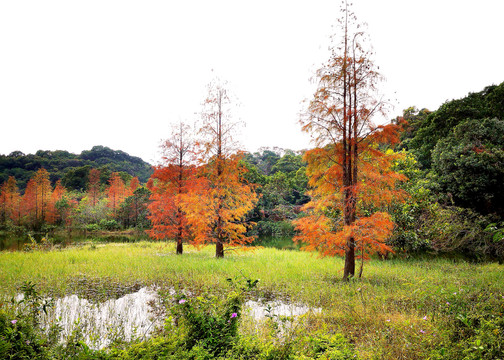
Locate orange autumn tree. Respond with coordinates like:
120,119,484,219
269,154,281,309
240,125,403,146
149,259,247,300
106,172,129,217
0,176,21,226
46,180,66,224
294,2,407,280
129,176,140,194
184,79,258,258
20,168,54,228
147,121,198,254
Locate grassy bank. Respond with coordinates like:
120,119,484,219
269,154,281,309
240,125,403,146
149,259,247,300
1,242,503,359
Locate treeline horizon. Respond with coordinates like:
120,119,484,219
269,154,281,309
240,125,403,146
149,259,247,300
0,145,153,191
1,80,504,262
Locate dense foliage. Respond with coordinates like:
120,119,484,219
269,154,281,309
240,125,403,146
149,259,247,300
402,82,504,168
431,118,504,215
388,81,504,260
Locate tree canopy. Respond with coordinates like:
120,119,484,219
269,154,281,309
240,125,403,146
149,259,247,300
406,82,504,168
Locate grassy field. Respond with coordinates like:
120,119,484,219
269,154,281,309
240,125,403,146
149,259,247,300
1,241,503,359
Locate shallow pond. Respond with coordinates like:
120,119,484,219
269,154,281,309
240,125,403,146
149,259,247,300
0,231,148,251
35,287,320,349
40,287,161,349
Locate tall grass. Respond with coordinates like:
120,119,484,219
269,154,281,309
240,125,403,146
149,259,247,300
1,241,503,358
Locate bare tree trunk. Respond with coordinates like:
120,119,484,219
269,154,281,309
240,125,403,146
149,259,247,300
216,227,224,258
176,236,183,255
215,92,225,259
343,240,355,281
343,190,356,280
176,212,183,255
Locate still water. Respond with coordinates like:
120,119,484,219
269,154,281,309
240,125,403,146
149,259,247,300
34,288,320,350
0,232,147,251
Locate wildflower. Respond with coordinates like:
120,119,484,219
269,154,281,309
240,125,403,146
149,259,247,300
230,313,238,319
385,319,391,322
420,329,426,334
11,320,17,325
178,299,186,304
422,316,428,320
446,302,450,305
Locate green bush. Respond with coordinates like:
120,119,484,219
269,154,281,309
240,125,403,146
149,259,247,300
421,205,503,261
168,278,258,357
0,281,57,360
99,219,121,231
0,310,49,360
85,223,101,232
23,234,54,252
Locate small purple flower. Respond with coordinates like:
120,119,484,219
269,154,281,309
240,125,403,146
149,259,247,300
178,299,186,304
385,319,391,322
11,320,17,325
230,312,238,319
446,302,450,305
422,316,428,320
420,329,426,334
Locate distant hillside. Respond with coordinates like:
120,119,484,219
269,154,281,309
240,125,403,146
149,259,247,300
0,145,153,191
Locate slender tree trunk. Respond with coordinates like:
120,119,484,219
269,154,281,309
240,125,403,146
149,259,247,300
176,153,184,255
176,234,183,255
215,91,225,258
341,4,356,281
216,236,224,258
176,207,183,255
216,199,224,257
343,197,356,281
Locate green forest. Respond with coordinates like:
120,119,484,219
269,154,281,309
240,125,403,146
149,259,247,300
0,145,153,190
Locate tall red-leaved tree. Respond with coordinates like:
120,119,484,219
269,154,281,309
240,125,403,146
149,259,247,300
147,122,198,254
20,168,53,228
183,79,258,258
106,172,129,217
295,2,407,280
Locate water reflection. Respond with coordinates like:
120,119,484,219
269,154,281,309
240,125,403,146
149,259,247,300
0,232,148,251
41,287,161,349
38,288,320,349
0,233,29,251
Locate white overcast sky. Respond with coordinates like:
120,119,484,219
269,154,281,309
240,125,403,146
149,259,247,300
1,0,503,164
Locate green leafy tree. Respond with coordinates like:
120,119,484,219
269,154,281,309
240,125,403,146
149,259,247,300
409,82,504,168
270,152,304,175
119,187,151,229
431,118,504,215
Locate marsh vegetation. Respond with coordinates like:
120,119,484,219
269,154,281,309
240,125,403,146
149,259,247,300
1,241,503,359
